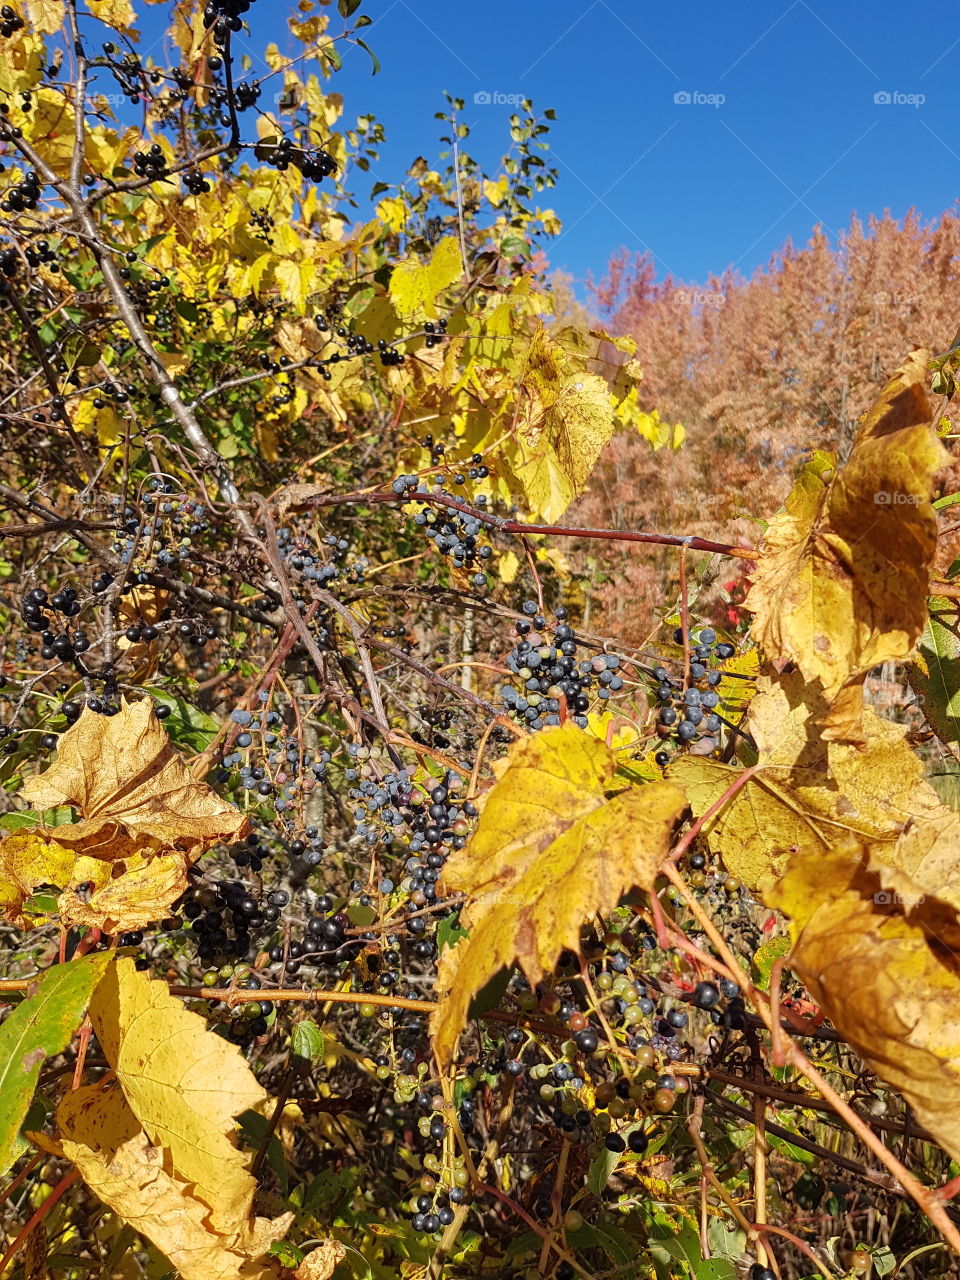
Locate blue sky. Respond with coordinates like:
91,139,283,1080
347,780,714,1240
125,1,960,294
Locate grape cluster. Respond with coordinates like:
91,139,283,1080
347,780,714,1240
403,484,493,588
652,627,736,763
100,43,146,107
20,587,90,667
500,603,622,731
275,522,358,587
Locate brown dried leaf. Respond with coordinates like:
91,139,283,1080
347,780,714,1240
21,698,248,854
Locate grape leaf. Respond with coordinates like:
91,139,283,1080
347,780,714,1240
745,351,949,742
432,724,686,1066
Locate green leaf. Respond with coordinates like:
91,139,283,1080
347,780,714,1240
466,966,510,1022
323,44,342,71
0,812,39,832
436,911,467,954
0,954,114,1176
909,597,960,752
268,1241,304,1267
767,1131,816,1167
355,37,380,74
338,0,362,14
237,1109,287,1194
695,1262,737,1280
291,1019,325,1066
500,235,529,258
587,1142,619,1194
144,690,220,752
933,492,960,510
751,935,791,990
175,298,200,322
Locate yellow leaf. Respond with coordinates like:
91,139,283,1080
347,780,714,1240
158,350,191,378
497,550,520,585
58,850,190,933
88,959,269,1237
375,195,407,235
389,237,463,318
510,326,619,522
483,177,509,207
745,352,950,741
768,838,960,1166
85,0,136,30
21,698,249,855
55,1081,293,1280
25,0,64,33
667,670,945,892
0,832,76,928
274,258,314,312
431,725,686,1066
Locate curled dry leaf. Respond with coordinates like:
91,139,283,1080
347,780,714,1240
88,959,268,1238
668,671,944,892
745,351,949,742
432,724,686,1067
21,697,249,855
767,838,960,1166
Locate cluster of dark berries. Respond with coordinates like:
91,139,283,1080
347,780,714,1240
409,488,493,588
0,6,24,37
203,0,254,41
23,238,60,274
501,604,621,731
183,170,211,195
100,42,145,105
133,144,167,181
21,588,90,667
0,246,18,278
275,522,357,587
1,169,41,213
422,319,446,349
266,896,362,975
652,627,736,763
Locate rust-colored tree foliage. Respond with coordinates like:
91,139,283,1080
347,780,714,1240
578,209,960,642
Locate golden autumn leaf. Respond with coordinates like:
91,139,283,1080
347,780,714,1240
389,236,463,318
668,671,945,892
767,838,960,1166
509,325,619,523
21,697,248,854
745,352,949,741
88,959,268,1237
85,0,137,30
52,1082,294,1280
25,0,64,33
431,725,686,1066
57,850,190,933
